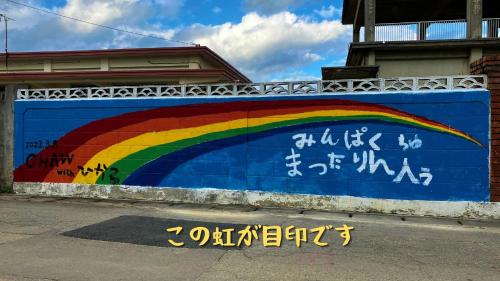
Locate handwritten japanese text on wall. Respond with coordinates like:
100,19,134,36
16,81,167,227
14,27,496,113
286,127,432,186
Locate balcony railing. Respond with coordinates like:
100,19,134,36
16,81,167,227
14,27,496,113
366,18,500,42
483,18,500,38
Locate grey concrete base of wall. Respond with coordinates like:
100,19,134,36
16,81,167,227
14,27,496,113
14,182,500,220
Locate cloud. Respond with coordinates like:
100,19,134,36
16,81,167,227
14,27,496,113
304,52,324,62
314,5,342,19
4,0,181,50
3,1,350,82
270,71,321,82
179,12,350,81
58,0,136,32
57,0,185,32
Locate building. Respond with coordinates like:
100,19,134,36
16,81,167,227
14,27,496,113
322,0,500,79
322,0,500,202
0,46,250,191
0,46,250,88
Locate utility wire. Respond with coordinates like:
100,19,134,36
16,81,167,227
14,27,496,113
0,13,12,70
4,0,197,46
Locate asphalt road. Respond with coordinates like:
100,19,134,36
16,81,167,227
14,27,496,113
0,195,499,281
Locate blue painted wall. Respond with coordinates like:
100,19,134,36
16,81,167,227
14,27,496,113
14,90,490,201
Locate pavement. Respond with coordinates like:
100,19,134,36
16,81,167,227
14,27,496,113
0,194,499,281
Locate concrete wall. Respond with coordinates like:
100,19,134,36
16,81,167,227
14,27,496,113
1,85,25,191
0,55,204,73
12,91,491,204
374,50,471,78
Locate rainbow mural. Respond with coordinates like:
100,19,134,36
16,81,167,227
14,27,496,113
14,93,490,201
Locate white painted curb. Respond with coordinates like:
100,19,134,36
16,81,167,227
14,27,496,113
14,182,500,220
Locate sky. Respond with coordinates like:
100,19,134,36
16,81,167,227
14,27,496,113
0,0,351,82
